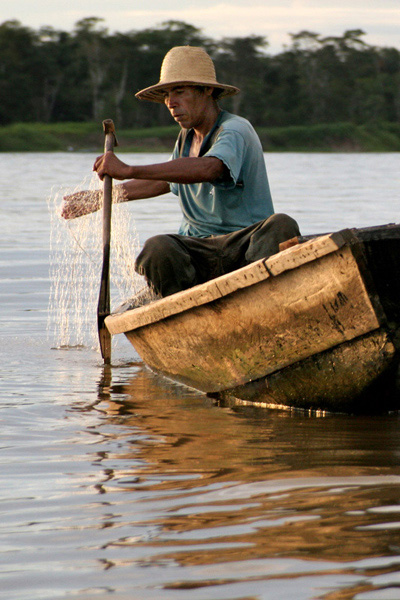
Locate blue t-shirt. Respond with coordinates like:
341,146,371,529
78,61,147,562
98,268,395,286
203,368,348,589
170,110,274,237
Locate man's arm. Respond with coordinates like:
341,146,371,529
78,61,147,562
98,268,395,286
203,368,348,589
93,151,225,184
61,178,169,220
122,178,170,199
61,151,224,220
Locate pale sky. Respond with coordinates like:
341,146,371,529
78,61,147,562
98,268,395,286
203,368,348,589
2,0,400,54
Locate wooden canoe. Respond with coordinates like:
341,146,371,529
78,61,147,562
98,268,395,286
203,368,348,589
105,224,400,413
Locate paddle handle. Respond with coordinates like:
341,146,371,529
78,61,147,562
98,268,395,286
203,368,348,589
102,119,117,279
97,119,118,363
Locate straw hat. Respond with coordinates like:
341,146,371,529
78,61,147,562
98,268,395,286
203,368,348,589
135,46,240,103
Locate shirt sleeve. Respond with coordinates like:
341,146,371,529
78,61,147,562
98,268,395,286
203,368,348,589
204,128,246,190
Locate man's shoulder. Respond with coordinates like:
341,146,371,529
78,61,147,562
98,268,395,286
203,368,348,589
218,111,257,137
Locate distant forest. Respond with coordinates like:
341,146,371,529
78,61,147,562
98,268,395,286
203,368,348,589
1,18,400,129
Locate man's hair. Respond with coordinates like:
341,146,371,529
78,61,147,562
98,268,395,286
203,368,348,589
193,85,222,100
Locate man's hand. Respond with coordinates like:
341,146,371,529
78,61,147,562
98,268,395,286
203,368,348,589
61,190,102,220
93,151,133,181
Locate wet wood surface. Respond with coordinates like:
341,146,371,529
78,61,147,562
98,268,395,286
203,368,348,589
114,236,382,394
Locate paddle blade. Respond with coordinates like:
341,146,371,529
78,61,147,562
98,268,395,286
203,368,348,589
98,318,112,363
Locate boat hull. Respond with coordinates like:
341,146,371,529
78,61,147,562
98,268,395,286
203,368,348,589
215,330,399,412
106,225,400,413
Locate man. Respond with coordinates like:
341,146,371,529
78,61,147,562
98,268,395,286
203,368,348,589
63,46,300,299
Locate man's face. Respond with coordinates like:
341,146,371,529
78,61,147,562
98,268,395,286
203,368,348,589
163,86,213,129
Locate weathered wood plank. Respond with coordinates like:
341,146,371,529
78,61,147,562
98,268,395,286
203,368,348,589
123,245,381,393
265,231,345,276
106,258,270,334
219,329,397,412
106,232,345,335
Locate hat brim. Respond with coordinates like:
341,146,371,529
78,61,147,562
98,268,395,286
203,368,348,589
135,81,240,103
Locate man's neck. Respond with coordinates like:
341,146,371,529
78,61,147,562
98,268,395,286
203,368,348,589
190,106,221,157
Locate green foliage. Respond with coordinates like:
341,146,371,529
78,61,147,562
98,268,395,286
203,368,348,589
257,122,400,151
0,19,400,133
1,121,399,152
0,122,99,151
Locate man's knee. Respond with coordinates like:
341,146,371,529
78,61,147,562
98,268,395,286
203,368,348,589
266,213,300,237
138,234,172,258
134,234,197,297
135,235,176,273
245,213,301,264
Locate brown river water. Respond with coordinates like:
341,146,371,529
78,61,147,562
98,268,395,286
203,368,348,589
1,152,400,600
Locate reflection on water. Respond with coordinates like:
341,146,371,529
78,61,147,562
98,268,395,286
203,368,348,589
64,365,400,600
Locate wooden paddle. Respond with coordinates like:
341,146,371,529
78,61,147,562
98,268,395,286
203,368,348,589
97,119,118,364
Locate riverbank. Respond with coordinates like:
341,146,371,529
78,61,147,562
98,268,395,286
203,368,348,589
1,121,400,152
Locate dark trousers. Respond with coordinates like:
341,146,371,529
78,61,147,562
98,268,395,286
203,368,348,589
135,213,300,297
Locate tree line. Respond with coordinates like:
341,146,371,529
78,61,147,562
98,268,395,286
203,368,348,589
1,18,399,129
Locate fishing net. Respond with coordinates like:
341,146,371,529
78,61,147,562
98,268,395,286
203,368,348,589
48,174,145,350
